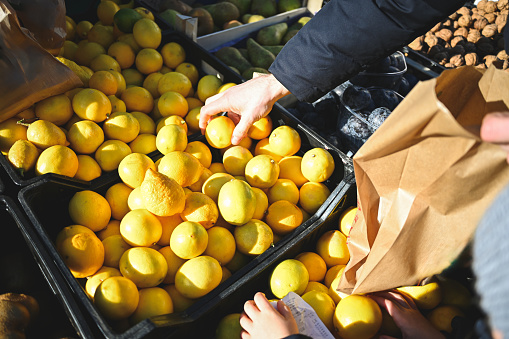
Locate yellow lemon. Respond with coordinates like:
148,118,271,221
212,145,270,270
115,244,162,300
131,111,156,134
244,154,280,189
216,313,243,339
108,70,127,96
68,190,111,232
234,219,273,256
156,124,188,154
278,156,308,187
108,41,135,69
143,72,164,98
329,274,351,304
304,281,330,295
427,305,465,333
122,68,144,87
120,208,162,246
175,62,199,86
7,139,39,176
217,179,256,226
55,225,95,253
90,53,121,73
58,232,104,278
117,33,141,53
94,276,139,320
175,255,222,299
251,187,269,220
265,200,303,235
97,219,122,241
102,234,131,268
209,162,226,174
316,230,349,268
159,245,186,284
130,287,173,324
222,145,253,176
85,266,122,300
267,178,300,205
105,182,133,220
180,192,219,229
333,295,382,339
133,18,161,49
121,86,154,114
217,82,236,94
127,186,145,210
156,115,188,134
103,111,141,143
301,148,335,183
339,206,357,237
157,151,203,187
202,172,235,202
221,266,232,283
67,120,104,155
302,290,336,331
72,88,112,122
87,23,115,50
247,116,272,140
299,182,331,215
268,125,301,157
197,75,222,103
270,259,309,298
158,72,192,97
74,154,102,181
324,265,346,289
156,214,183,246
163,284,196,312
94,139,132,172
225,250,251,273
158,91,189,118
36,145,79,177
75,20,93,40
26,119,67,150
89,70,118,96
129,133,157,154
185,141,212,168
118,152,155,189
135,48,163,74
160,42,186,69
97,0,120,25
0,118,27,153
119,246,168,288
34,94,73,126
186,97,203,110
62,40,79,60
140,168,186,216
74,42,106,67
185,107,201,134
108,95,127,113
253,137,282,162
295,251,327,282
204,115,235,149
204,226,236,266
170,221,208,259
134,7,155,20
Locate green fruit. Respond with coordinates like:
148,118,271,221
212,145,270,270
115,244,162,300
113,8,143,33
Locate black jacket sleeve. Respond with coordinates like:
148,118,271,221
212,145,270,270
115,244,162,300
269,0,467,102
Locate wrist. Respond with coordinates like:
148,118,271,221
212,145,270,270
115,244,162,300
263,73,291,103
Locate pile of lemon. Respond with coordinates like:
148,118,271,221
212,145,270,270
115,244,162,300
0,0,232,181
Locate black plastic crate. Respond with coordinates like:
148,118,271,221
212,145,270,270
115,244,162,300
0,195,97,338
18,102,352,339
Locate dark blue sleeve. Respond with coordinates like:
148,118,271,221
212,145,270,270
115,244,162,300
269,0,466,102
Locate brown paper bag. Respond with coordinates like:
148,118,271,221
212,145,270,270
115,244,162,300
338,65,509,295
0,0,82,123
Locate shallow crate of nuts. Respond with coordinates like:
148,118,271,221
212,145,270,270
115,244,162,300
408,0,508,70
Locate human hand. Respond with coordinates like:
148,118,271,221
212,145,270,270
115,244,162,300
369,291,445,339
198,74,290,145
239,292,299,339
480,112,509,164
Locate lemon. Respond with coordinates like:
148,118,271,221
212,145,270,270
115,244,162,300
278,156,308,187
185,141,212,168
427,305,464,333
222,146,253,176
160,42,186,69
105,182,133,220
89,70,118,96
108,95,127,113
74,154,102,181
204,115,235,149
221,266,232,283
216,313,242,339
324,265,346,289
87,24,115,50
156,124,188,154
97,0,120,25
121,86,154,113
102,234,131,268
249,187,268,220
68,190,112,231
97,220,121,241
301,148,335,183
117,153,155,189
316,230,349,267
119,247,168,288
157,151,203,188
204,226,236,266
295,252,327,282
302,290,336,331
74,42,106,67
7,140,39,176
108,70,127,96
299,182,331,215
339,206,357,237
129,134,157,154
143,72,164,98
34,94,73,126
225,250,251,273
158,91,189,118
26,119,67,150
55,225,95,253
185,106,202,133
201,172,235,202
117,33,141,53
135,48,163,74
58,232,104,278
157,72,193,97
131,111,156,134
85,266,122,300
127,186,145,210
304,281,330,295
267,178,300,205
265,200,303,235
209,162,227,174
103,112,141,143
0,118,27,153
197,75,222,103
94,276,139,320
163,284,196,312
156,115,188,134
140,168,186,216
175,62,199,86
234,219,273,256
36,145,79,177
333,295,382,339
122,68,144,87
329,274,351,304
75,20,93,40
120,208,162,246
134,7,155,20
90,54,121,73
108,41,135,69
170,221,208,259
130,287,173,324
94,139,132,172
62,40,79,60
68,116,105,151
247,116,273,140
175,256,222,299
217,82,236,94
180,192,219,229
133,18,161,49
270,259,309,298
72,88,112,122
245,154,280,189
268,125,301,157
253,138,282,162
159,245,186,284
217,179,256,226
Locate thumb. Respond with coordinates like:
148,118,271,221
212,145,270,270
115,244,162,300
231,116,253,145
277,301,293,319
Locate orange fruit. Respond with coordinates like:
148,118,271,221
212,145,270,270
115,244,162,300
278,156,308,187
295,252,327,282
107,41,135,69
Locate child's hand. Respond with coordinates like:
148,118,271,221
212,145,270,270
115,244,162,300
369,290,445,339
240,292,299,339
481,112,509,164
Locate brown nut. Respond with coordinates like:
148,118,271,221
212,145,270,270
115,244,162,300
428,44,446,57
473,17,489,30
467,29,482,43
484,12,497,24
444,62,454,68
497,49,509,60
409,36,425,52
454,27,469,38
424,34,440,48
496,14,507,33
430,22,442,33
484,55,499,67
442,19,454,28
450,44,466,56
498,0,509,11
450,35,466,48
477,0,488,11
485,1,498,13
449,12,460,21
465,52,479,65
457,7,472,16
458,14,473,27
453,20,460,29
450,54,465,67
472,13,484,21
482,24,497,38
436,28,453,42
